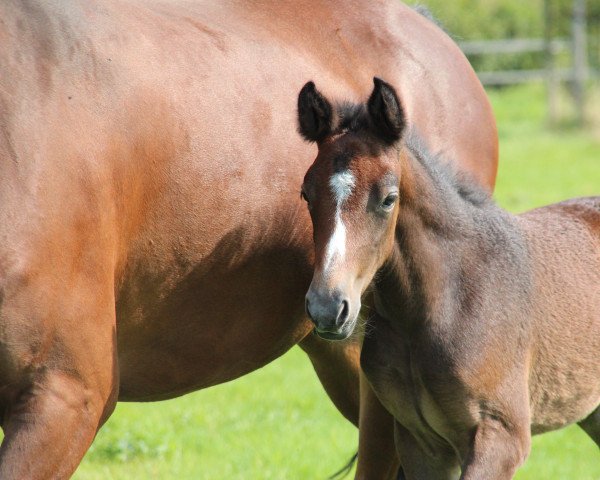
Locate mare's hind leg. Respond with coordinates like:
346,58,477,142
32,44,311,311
578,406,600,447
299,333,400,479
0,263,118,479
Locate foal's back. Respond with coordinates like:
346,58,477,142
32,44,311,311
518,197,600,433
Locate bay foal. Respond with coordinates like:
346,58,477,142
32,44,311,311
298,78,600,479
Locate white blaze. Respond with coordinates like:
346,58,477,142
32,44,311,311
323,170,355,272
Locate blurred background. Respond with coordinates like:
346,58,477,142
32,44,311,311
425,0,600,129
73,1,599,478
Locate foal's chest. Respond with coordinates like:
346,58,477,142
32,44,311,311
361,320,470,455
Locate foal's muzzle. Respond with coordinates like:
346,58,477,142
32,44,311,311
305,287,353,340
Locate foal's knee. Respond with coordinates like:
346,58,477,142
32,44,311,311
463,418,531,480
496,432,530,478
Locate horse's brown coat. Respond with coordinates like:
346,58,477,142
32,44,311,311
0,1,497,477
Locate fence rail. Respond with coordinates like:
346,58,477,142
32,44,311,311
457,37,573,87
456,0,590,124
459,38,568,56
473,68,577,86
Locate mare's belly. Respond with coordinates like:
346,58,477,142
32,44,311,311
114,243,313,401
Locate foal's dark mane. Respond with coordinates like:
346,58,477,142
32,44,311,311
332,101,493,211
403,130,492,209
412,4,450,34
335,102,371,135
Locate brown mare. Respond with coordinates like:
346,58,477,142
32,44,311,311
0,1,498,478
298,78,600,479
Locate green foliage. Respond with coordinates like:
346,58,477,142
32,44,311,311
414,0,600,40
87,430,169,463
409,0,600,72
416,0,544,40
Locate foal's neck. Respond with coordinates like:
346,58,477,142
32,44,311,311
374,142,514,333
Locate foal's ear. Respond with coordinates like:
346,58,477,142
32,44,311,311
367,77,406,145
297,81,333,143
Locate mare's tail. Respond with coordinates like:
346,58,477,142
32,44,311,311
327,451,358,479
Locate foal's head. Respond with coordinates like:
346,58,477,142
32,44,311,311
298,78,406,340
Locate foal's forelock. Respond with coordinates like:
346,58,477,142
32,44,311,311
322,169,356,273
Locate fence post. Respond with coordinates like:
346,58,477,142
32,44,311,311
544,0,558,126
572,0,587,125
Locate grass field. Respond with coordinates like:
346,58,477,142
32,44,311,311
67,84,599,479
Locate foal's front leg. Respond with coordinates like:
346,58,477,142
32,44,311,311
460,416,530,480
394,422,460,480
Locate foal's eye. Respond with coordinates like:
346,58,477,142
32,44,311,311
380,193,398,210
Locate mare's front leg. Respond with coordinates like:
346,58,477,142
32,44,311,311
0,263,118,479
356,371,400,480
299,334,400,478
299,333,361,426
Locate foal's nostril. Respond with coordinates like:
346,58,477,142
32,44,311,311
305,297,314,322
305,288,351,332
336,299,350,326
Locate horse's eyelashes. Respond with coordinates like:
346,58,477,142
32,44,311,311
300,190,310,204
381,193,398,210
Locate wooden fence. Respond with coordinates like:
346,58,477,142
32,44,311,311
457,0,594,125
458,38,572,86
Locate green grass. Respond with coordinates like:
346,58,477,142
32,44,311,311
74,348,358,479
490,84,600,212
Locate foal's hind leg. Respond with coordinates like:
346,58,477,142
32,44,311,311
578,406,600,447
